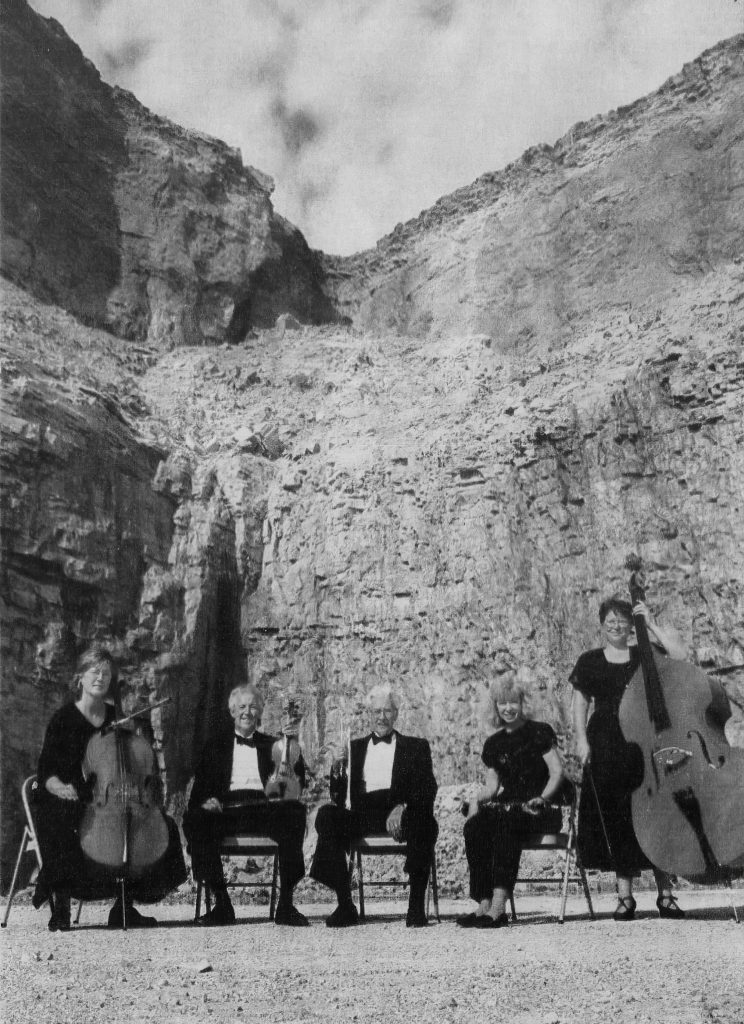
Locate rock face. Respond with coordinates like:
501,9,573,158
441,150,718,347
323,36,744,346
0,0,336,347
1,6,743,890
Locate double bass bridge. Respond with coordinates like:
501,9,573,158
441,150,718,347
653,745,693,776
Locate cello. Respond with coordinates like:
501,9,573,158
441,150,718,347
618,553,744,882
79,696,173,919
265,696,304,801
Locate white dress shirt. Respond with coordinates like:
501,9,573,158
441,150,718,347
363,733,397,793
229,736,263,791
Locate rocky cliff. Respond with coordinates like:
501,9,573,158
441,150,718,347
0,0,336,347
1,3,743,890
323,36,744,347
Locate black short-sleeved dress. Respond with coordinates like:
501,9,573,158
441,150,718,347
33,702,185,906
463,720,563,899
570,647,651,875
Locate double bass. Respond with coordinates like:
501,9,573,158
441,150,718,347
618,554,744,881
79,697,174,907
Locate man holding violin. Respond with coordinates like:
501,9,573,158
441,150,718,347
183,684,309,926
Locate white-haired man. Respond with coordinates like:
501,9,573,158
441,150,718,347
310,684,438,928
183,684,308,926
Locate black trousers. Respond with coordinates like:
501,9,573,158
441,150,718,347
310,790,438,891
183,793,306,893
464,802,561,900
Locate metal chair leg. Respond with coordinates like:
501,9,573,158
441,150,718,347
195,880,203,921
430,853,441,922
74,900,83,924
269,852,279,921
356,849,366,921
559,846,573,924
509,892,517,921
724,875,740,924
1,830,30,927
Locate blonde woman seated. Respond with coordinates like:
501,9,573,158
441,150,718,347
458,672,566,929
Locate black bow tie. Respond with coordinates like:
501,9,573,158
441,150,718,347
235,734,256,747
371,732,393,745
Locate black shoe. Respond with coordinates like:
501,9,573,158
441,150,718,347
48,911,71,932
326,904,360,928
456,912,481,928
196,902,236,927
656,895,685,919
48,893,71,932
108,901,158,929
274,905,310,927
406,910,429,928
613,896,636,922
474,912,509,929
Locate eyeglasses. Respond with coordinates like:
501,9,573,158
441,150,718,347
371,706,396,717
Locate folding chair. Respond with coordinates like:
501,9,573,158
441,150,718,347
194,837,279,921
508,788,594,924
1,775,84,927
348,835,440,922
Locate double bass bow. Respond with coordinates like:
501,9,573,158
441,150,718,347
618,554,744,881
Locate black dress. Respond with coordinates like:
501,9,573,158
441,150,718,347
570,647,651,875
463,720,563,899
33,702,186,906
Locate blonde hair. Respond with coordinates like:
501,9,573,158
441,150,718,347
485,670,530,730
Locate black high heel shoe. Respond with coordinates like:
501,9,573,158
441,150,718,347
613,896,636,921
656,894,685,919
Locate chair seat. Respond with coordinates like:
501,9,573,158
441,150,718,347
521,834,570,850
353,834,407,854
217,837,279,855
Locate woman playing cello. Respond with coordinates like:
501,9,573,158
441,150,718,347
571,595,688,920
33,643,184,931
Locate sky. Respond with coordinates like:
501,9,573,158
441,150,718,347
32,1,743,255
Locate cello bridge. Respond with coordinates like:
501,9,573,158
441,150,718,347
654,746,693,774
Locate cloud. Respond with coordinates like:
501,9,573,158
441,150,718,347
31,0,744,254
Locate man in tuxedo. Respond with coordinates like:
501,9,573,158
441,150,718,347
310,684,438,928
183,685,308,926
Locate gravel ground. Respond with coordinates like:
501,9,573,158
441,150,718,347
2,891,742,1024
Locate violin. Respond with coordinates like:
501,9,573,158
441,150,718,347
618,554,744,881
265,697,304,801
79,697,170,880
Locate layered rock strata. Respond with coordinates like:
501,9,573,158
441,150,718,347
0,0,336,347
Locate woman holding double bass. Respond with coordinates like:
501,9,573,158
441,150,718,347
571,595,688,920
33,643,185,931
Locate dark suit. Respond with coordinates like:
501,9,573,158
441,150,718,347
310,732,438,891
183,729,306,894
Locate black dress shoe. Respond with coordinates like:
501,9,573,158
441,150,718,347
456,912,480,928
405,910,429,928
275,905,310,927
474,912,509,929
108,902,158,929
48,911,71,932
656,895,685,919
326,904,360,928
196,902,236,927
612,896,636,922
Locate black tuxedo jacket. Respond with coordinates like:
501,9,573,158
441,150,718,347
330,732,437,816
188,729,306,810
